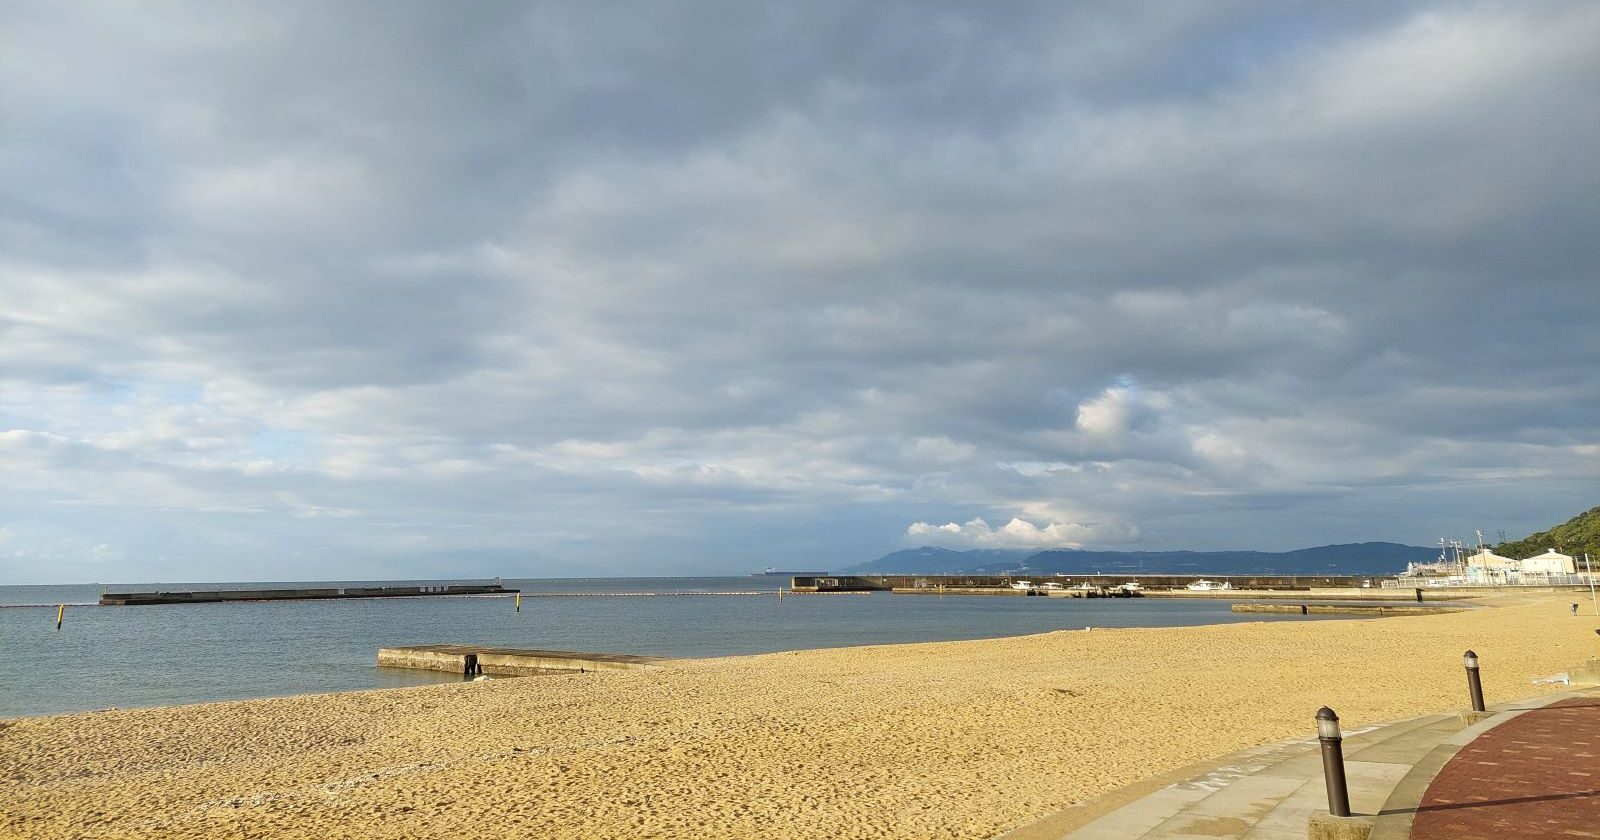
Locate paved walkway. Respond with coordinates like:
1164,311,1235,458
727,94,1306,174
1410,696,1600,839
998,685,1600,840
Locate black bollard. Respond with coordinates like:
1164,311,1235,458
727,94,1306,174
1464,650,1485,712
1317,707,1351,817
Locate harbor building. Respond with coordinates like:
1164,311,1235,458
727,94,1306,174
1466,548,1518,571
1464,548,1518,584
1520,548,1577,576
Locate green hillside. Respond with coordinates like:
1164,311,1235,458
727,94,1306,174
1495,506,1600,561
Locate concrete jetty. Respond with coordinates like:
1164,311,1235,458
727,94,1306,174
1231,602,1464,617
377,644,666,677
99,583,517,606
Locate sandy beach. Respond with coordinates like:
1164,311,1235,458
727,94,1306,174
2,592,1595,840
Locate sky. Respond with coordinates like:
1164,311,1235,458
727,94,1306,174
1,1,1596,584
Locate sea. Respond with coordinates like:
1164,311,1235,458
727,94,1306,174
0,577,1338,719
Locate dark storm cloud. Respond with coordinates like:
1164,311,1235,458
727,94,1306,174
1,1,1596,581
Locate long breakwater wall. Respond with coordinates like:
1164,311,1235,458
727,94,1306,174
99,584,517,606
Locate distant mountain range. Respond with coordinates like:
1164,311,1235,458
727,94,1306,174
842,542,1439,576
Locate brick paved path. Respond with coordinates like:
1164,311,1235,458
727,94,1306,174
1411,697,1600,839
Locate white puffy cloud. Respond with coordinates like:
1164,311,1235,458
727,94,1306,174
907,516,1139,549
1074,385,1167,439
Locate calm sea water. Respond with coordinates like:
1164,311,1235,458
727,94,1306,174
0,578,1335,719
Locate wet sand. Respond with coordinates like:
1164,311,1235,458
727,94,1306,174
2,592,1594,839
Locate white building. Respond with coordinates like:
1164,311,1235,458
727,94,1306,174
1467,548,1518,571
1520,548,1576,576
1462,548,1517,583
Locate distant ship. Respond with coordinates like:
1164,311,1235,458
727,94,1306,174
751,567,830,577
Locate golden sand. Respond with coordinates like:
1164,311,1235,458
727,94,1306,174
2,593,1595,839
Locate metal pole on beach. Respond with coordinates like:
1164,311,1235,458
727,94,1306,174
1316,707,1351,817
1464,650,1486,712
1587,554,1598,616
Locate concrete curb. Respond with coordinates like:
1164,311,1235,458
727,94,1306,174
990,747,1287,840
990,719,1419,839
993,683,1600,840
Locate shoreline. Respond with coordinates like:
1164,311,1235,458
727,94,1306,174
3,592,1594,839
4,601,1359,723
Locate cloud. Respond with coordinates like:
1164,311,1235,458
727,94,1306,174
1074,384,1171,440
0,524,123,570
0,1,1596,582
907,516,1140,549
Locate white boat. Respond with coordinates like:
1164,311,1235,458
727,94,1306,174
1010,580,1036,591
1185,579,1233,591
1074,582,1098,591
1119,581,1144,592
1039,582,1065,590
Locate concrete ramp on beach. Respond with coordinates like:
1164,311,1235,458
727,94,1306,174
377,644,667,677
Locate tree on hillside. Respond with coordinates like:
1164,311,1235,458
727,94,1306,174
1494,506,1600,562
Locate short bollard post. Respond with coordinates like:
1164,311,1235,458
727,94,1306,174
1316,707,1351,817
1464,650,1486,712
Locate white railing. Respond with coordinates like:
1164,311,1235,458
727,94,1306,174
1382,574,1598,589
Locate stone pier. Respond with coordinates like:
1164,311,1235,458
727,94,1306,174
377,644,666,677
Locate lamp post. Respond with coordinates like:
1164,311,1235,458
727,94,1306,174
1464,650,1486,712
1316,706,1351,817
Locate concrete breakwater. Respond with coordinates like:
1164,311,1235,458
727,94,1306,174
377,644,666,677
1230,602,1463,616
515,590,772,597
894,586,1061,596
99,583,517,606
